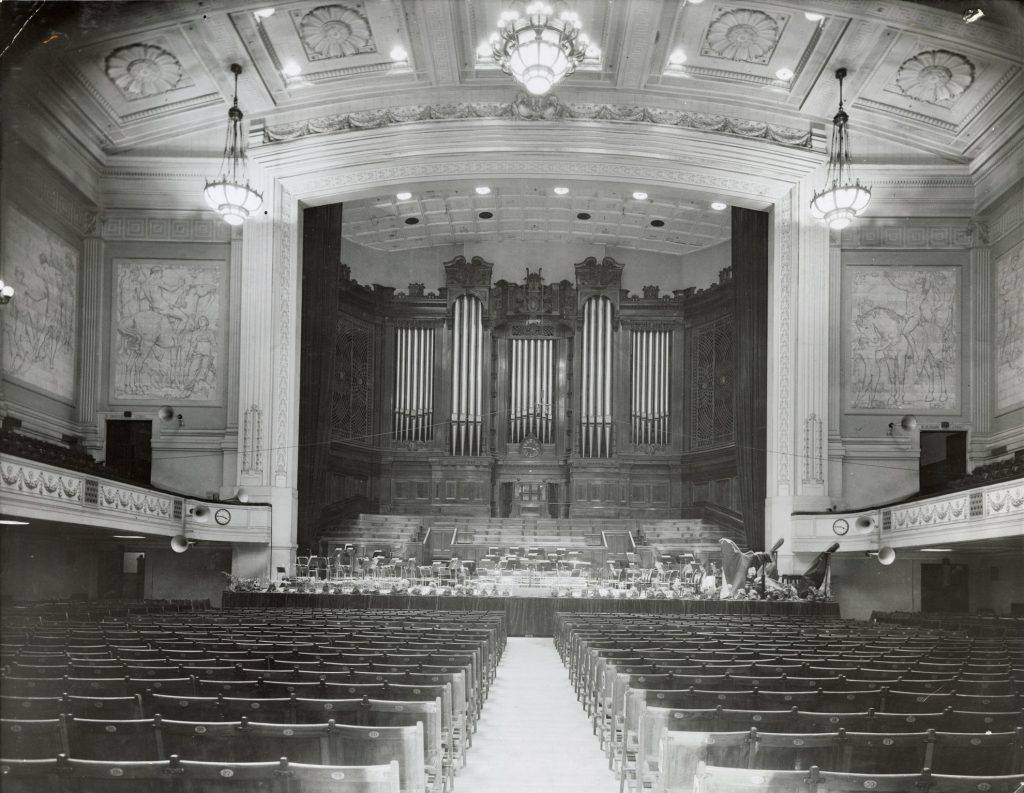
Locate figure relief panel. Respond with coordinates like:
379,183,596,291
845,266,960,413
112,259,224,403
2,205,79,402
995,239,1024,414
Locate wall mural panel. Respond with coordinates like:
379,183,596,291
845,266,960,412
995,239,1024,414
112,259,224,402
1,205,79,402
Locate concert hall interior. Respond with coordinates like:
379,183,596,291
0,0,1022,788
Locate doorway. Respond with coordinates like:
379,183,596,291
921,561,968,613
106,419,153,484
919,430,966,495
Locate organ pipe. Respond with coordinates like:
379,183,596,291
450,295,482,455
581,296,612,457
630,328,670,446
393,325,435,443
509,337,555,444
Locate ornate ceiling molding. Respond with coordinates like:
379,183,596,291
261,93,813,149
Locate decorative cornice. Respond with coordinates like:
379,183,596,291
101,214,231,243
119,93,221,124
840,223,973,249
261,95,813,149
855,98,957,133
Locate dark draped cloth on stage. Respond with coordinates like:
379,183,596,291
223,592,840,636
732,207,769,551
798,544,838,596
719,538,754,591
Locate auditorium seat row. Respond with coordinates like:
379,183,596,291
687,763,1024,793
1,608,507,793
555,612,1024,792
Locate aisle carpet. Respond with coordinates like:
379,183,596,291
456,637,619,793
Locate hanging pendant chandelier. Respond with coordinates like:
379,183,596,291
491,3,589,96
204,63,263,226
810,68,871,231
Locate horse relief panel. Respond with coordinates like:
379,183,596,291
1,205,78,402
845,266,960,412
112,259,223,402
995,239,1024,414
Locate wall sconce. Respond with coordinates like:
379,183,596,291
0,279,14,305
887,414,918,436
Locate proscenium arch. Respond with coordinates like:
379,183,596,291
239,116,826,572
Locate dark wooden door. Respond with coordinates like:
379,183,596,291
106,420,152,484
919,431,967,494
921,561,968,613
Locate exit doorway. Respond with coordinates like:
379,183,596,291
921,561,968,613
919,430,966,495
106,419,153,484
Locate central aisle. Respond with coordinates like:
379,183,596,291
457,637,620,793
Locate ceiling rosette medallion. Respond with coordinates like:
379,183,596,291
293,3,376,61
700,7,787,65
104,43,188,99
893,49,974,107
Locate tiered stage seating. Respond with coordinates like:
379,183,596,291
0,607,505,793
319,515,424,557
451,516,605,548
639,519,745,558
556,613,1024,791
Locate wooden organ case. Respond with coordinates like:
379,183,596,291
326,256,737,524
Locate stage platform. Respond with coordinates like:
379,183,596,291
222,593,841,636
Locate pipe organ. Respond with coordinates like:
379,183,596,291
580,296,613,458
450,295,483,456
393,326,434,442
509,338,554,444
330,256,736,521
631,328,671,446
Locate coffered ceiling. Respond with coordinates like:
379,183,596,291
2,0,1022,250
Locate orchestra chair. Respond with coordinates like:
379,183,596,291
750,731,845,772
0,716,68,758
656,730,753,793
327,722,426,793
143,692,225,722
918,770,1024,793
64,695,144,720
66,716,161,761
835,729,932,773
1,755,173,793
155,716,247,761
280,759,401,793
690,762,819,793
928,728,1024,775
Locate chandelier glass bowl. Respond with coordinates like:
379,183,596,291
203,64,263,225
491,4,588,95
810,68,871,231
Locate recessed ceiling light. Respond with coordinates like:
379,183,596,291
475,186,491,195
553,186,570,195
650,219,665,227
476,41,492,58
804,12,824,21
920,548,954,552
404,217,420,225
396,191,412,201
114,535,147,540
668,48,687,66
776,67,794,81
253,8,275,20
576,212,591,220
688,0,705,4
710,201,727,211
478,211,494,219
632,191,648,200
962,8,984,23
282,60,302,77
389,46,408,62
0,519,29,525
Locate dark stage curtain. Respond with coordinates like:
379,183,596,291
732,207,769,550
297,203,344,544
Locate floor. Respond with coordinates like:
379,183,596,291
456,637,620,793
